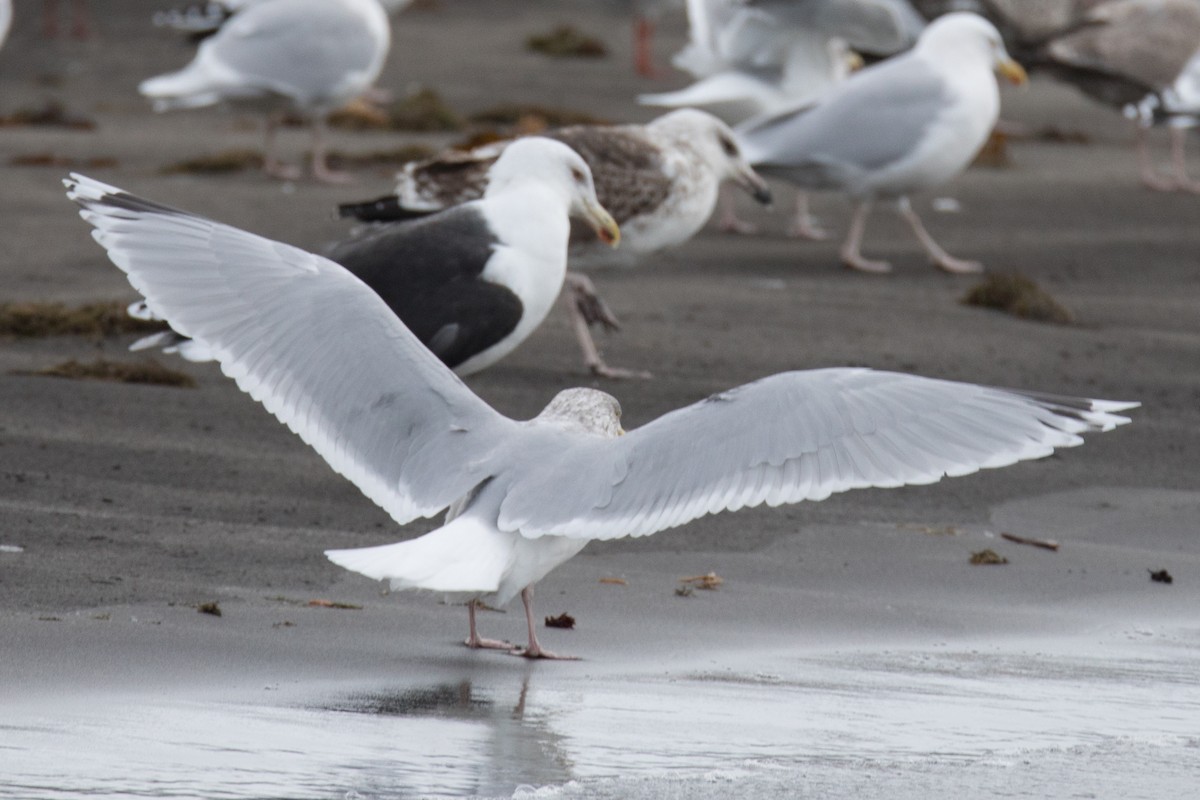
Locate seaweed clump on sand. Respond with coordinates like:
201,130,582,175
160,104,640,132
0,100,96,130
19,358,196,388
161,149,264,175
325,144,436,170
468,105,609,134
962,273,1075,324
0,301,165,338
328,90,465,132
526,25,607,58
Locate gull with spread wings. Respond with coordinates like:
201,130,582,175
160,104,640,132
68,174,1135,659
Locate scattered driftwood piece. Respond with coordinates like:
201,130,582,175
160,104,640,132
598,576,628,586
307,599,363,610
1000,532,1060,552
526,25,607,58
962,272,1075,325
197,601,222,617
544,612,575,629
969,549,1008,565
680,572,723,590
1149,569,1174,585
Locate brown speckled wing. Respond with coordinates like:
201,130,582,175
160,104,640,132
549,126,674,225
407,149,496,209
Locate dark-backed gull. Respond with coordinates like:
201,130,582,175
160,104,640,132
130,137,621,377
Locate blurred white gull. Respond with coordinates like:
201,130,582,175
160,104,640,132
153,0,412,34
736,12,1027,274
68,171,1135,659
1030,0,1200,192
140,0,391,183
642,0,925,236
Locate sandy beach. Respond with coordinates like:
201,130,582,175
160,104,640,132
1,2,1198,798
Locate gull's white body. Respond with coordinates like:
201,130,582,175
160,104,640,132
140,0,390,180
0,0,12,52
737,12,1020,272
141,0,389,114
67,172,1135,658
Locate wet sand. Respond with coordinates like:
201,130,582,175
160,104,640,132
1,2,1199,798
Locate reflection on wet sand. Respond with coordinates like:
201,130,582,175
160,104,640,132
322,676,574,797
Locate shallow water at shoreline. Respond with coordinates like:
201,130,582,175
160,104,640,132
5,632,1197,800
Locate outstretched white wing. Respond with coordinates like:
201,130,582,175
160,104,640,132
67,174,518,527
499,368,1136,540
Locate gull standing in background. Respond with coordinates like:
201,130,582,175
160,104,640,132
338,109,772,377
140,0,390,183
1031,0,1200,192
642,0,924,236
68,172,1134,660
737,12,1027,274
128,138,622,378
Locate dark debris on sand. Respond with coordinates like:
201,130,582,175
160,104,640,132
969,549,1009,565
17,358,196,389
544,612,575,629
0,100,96,130
962,273,1075,325
0,301,165,338
161,149,264,175
526,25,607,58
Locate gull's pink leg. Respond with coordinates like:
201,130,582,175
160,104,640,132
839,200,892,274
464,599,517,651
633,16,659,78
311,116,354,184
786,191,828,241
716,186,758,234
516,586,579,660
1136,124,1176,191
1169,126,1200,193
263,113,302,181
70,0,91,39
563,272,652,380
897,197,982,274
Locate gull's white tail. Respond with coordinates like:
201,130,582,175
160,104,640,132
326,515,513,595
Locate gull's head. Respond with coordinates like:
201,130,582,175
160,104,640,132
536,387,624,438
651,109,772,207
486,137,620,248
918,12,1028,86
